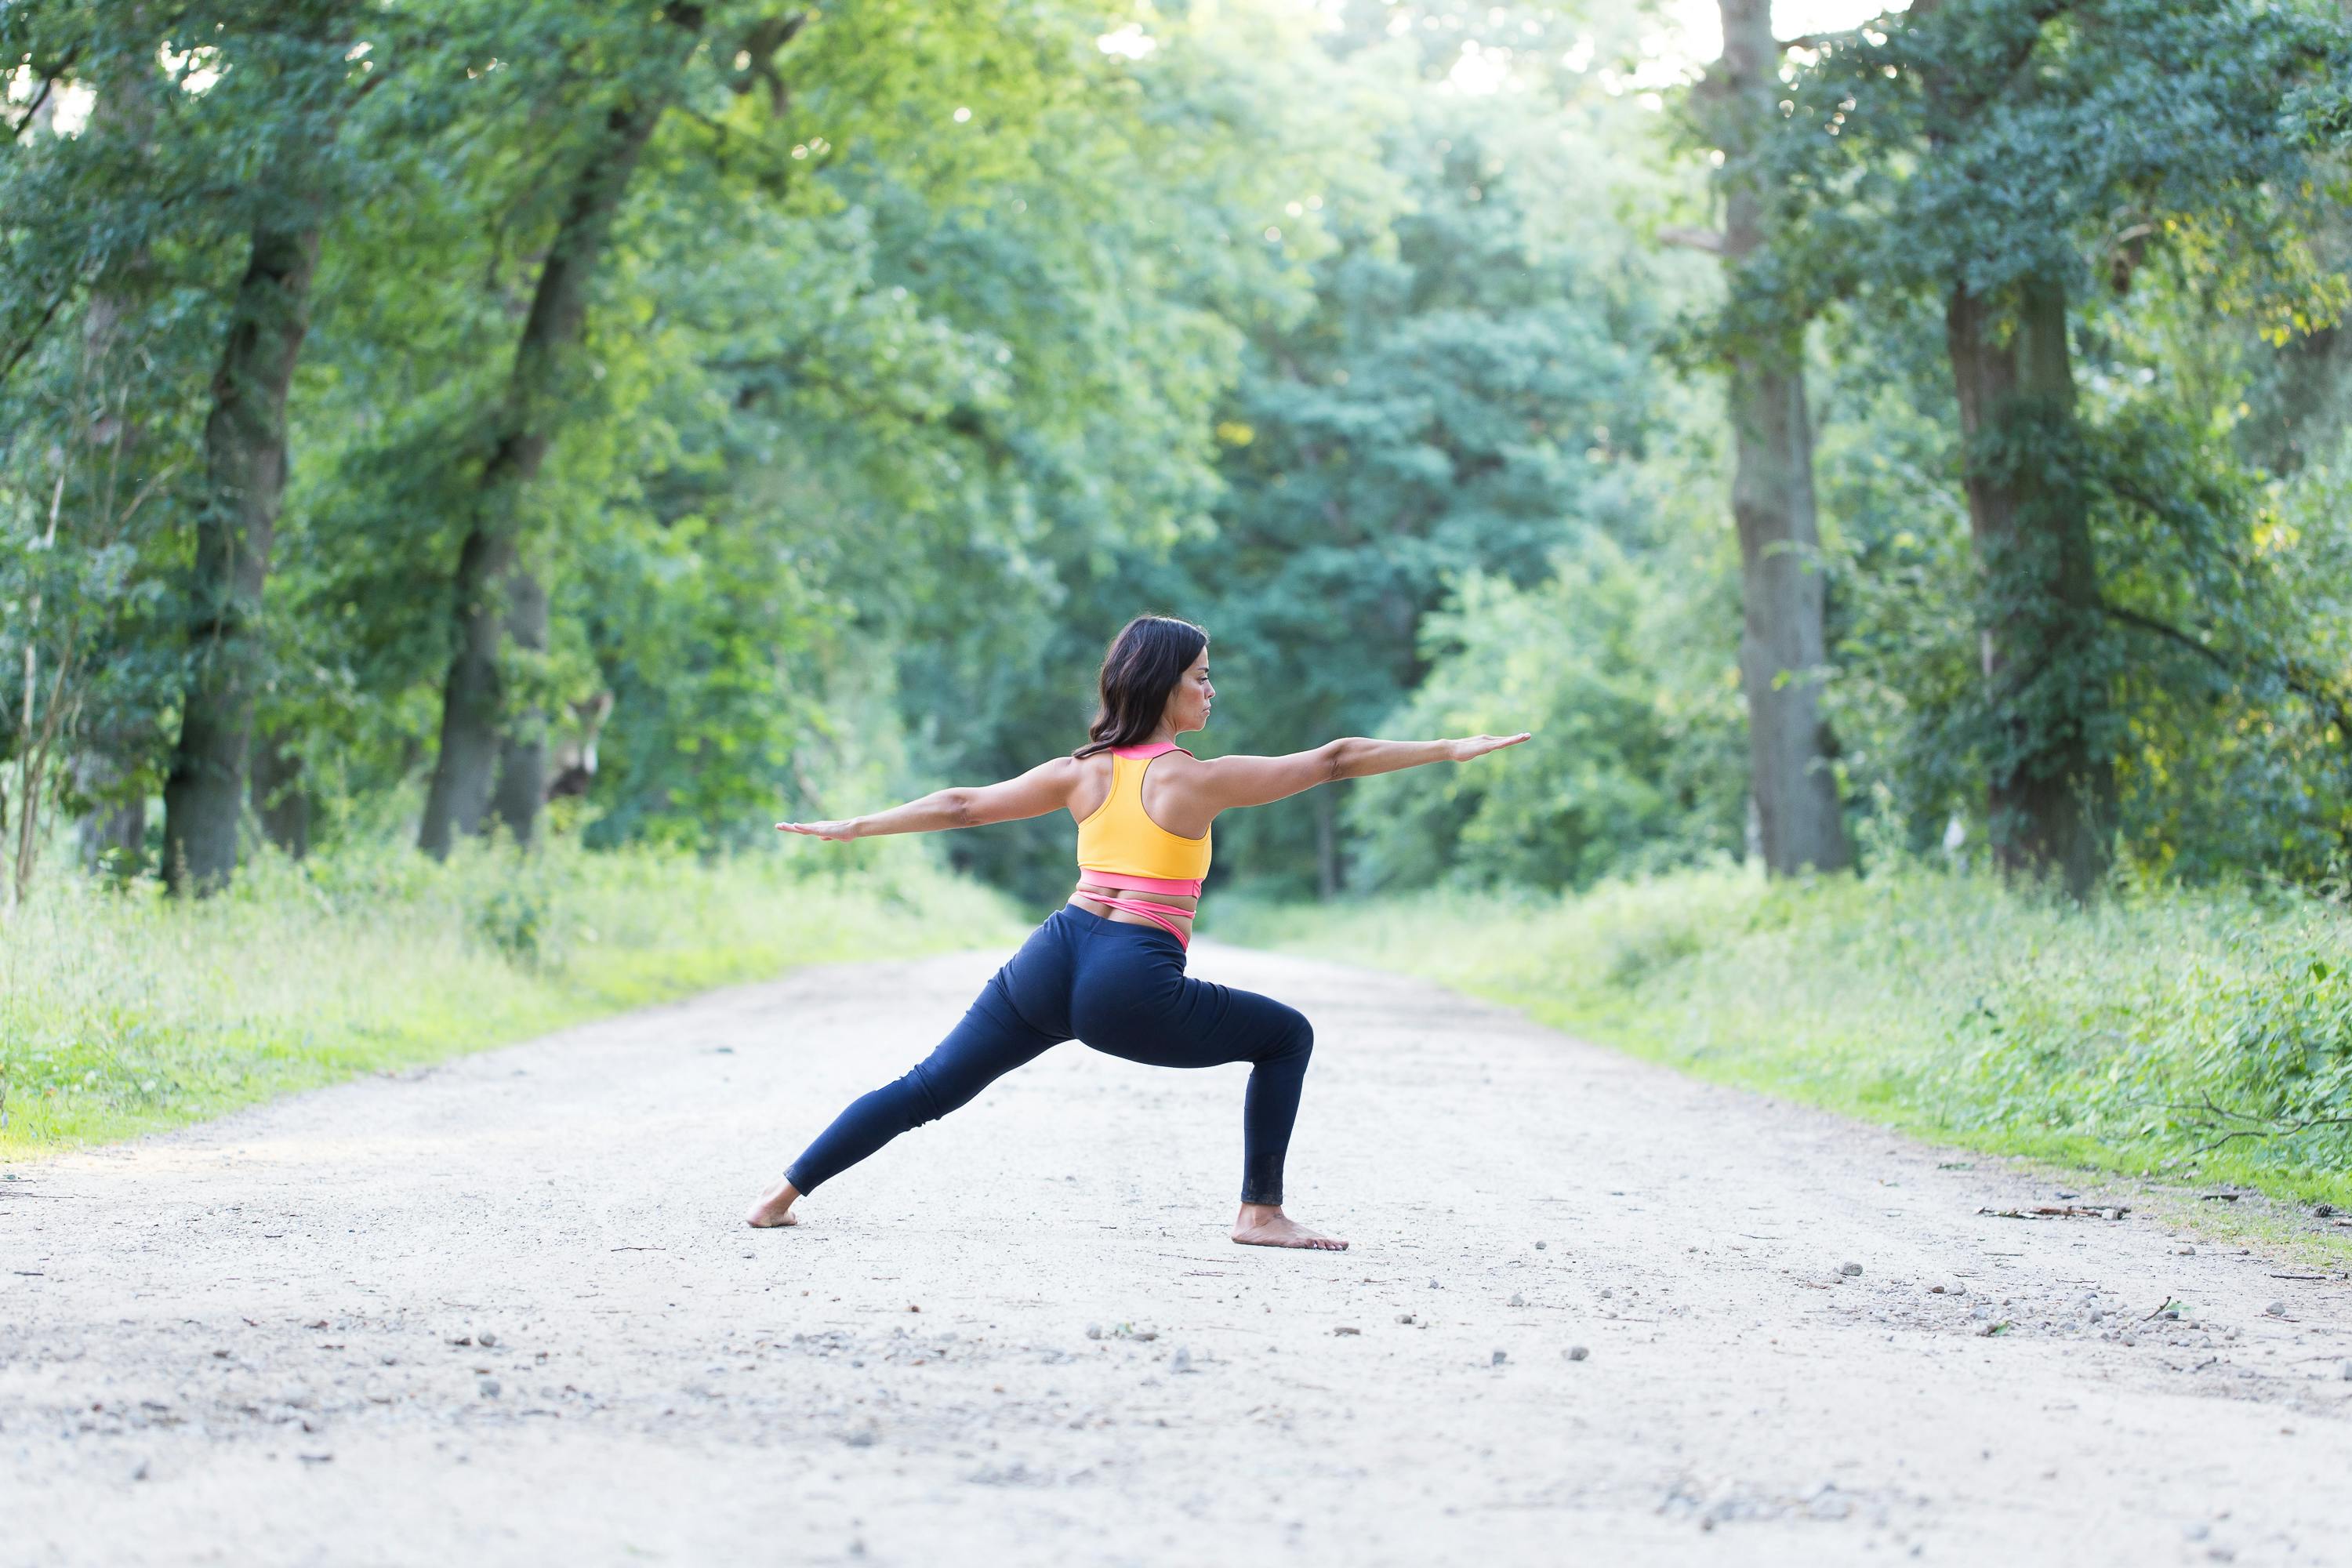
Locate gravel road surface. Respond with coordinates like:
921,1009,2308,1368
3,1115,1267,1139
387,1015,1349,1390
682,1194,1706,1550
5,940,2349,1566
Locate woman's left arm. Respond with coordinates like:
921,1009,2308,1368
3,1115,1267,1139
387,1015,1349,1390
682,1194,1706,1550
777,757,1082,842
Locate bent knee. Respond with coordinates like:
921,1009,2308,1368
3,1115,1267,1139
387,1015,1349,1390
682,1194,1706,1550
1269,1008,1314,1064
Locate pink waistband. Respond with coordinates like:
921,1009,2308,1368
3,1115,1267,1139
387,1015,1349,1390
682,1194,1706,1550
1071,868,1202,946
1076,894,1193,946
1077,869,1203,896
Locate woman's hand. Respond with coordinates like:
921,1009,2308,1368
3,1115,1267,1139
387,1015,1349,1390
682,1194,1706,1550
775,819,860,841
1446,731,1532,762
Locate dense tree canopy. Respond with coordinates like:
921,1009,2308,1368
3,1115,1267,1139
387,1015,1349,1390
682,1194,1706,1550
4,0,2350,906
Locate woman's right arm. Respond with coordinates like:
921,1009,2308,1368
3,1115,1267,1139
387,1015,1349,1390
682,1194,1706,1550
778,757,1081,841
1193,732,1530,811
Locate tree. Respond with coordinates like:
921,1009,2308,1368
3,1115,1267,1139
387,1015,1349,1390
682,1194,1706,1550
161,3,368,891
1677,0,1853,877
1771,0,2347,895
417,3,713,858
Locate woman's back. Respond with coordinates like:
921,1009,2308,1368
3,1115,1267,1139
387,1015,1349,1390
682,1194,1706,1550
1073,743,1213,883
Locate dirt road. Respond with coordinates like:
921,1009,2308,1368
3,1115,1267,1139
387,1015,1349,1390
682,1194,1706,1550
5,940,2349,1566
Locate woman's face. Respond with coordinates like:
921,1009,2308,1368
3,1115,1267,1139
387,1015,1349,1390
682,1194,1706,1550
1163,647,1214,736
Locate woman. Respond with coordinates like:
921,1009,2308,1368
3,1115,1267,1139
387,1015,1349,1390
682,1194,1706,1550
749,615,1528,1250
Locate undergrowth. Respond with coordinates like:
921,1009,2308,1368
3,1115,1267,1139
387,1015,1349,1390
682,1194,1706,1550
1221,863,2352,1210
0,835,1019,1156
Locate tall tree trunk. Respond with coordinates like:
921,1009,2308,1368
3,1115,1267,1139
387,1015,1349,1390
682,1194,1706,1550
488,566,549,840
1714,0,1852,875
75,750,147,877
418,27,699,857
1312,786,1340,900
250,724,310,858
1944,274,2113,897
162,220,322,894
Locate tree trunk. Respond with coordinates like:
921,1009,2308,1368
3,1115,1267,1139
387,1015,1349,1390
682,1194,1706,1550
1312,786,1340,900
489,564,549,841
162,220,322,895
1714,0,1852,876
418,39,698,857
1944,274,2114,897
250,724,310,858
75,750,146,877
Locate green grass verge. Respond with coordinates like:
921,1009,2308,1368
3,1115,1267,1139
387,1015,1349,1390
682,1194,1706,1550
1220,864,2352,1217
1,837,1022,1159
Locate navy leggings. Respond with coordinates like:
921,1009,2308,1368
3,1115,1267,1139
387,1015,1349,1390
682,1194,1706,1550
785,904,1316,1204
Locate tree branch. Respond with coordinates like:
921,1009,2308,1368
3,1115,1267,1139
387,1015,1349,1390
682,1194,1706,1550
1,280,78,389
2100,600,2352,745
1660,225,1726,255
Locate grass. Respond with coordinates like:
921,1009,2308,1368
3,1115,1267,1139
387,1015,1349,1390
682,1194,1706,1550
1220,863,2352,1220
0,835,1022,1159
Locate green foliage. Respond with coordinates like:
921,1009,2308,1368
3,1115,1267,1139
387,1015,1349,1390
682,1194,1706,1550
1226,866,2352,1201
1344,510,1748,891
0,833,1018,1154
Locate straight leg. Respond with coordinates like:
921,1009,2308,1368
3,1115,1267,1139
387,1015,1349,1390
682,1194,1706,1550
782,984,1064,1196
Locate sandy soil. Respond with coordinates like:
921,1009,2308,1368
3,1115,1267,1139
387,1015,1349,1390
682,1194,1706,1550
5,938,2350,1567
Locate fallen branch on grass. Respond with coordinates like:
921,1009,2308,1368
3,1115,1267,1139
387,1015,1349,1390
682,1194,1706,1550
1976,1204,2129,1221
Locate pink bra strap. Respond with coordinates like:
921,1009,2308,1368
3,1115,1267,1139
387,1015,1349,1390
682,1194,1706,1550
1110,742,1194,760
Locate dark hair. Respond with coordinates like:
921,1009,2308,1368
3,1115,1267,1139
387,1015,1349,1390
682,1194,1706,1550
1073,615,1209,759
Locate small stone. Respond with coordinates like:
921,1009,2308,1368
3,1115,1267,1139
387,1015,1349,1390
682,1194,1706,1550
1534,1240,1547,1250
1429,1278,1442,1290
1599,1287,1613,1299
2087,1308,2106,1323
477,1377,501,1399
1085,1324,1102,1340
1332,1326,1361,1337
129,1459,150,1483
1840,1261,1863,1277
2315,1203,2336,1218
1490,1349,1508,1366
1508,1292,1526,1308
2338,1360,2351,1381
476,1330,499,1349
2264,1300,2287,1317
1396,1313,1415,1325
1565,1345,1589,1362
1170,1347,1192,1373
2178,1246,2196,1256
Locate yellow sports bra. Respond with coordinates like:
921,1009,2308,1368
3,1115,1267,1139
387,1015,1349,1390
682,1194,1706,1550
1074,742,1212,886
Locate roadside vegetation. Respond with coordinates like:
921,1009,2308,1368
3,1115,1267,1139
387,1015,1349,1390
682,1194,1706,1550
0,839,1016,1156
1221,865,2352,1211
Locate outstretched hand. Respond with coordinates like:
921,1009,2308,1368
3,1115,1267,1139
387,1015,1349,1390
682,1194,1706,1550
1447,731,1532,763
775,819,859,841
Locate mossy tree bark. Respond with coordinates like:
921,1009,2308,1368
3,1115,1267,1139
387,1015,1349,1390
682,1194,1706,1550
1713,0,1852,876
1944,274,2114,897
162,220,322,894
418,9,705,858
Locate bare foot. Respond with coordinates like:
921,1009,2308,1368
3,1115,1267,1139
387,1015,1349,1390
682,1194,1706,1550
1232,1203,1347,1251
746,1177,802,1229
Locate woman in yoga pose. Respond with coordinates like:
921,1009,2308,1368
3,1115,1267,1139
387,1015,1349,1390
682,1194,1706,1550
747,615,1528,1250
